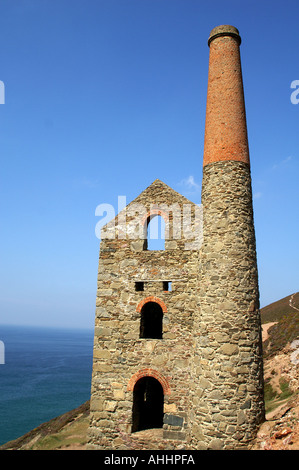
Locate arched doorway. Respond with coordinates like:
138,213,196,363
132,376,164,432
140,302,163,339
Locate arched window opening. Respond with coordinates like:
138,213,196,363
144,215,165,251
140,302,163,339
132,377,164,433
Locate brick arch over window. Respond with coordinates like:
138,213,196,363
141,209,169,227
136,297,167,313
127,368,171,395
141,209,168,251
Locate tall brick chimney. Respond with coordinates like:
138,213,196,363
191,26,265,449
203,25,249,166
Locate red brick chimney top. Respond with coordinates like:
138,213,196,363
208,25,241,46
203,25,250,167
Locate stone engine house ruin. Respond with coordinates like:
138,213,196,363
88,25,265,450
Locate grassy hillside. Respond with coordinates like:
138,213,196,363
261,292,299,358
260,292,299,324
0,401,90,450
263,310,299,358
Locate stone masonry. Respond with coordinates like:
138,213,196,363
87,25,265,450
191,162,265,449
88,180,202,449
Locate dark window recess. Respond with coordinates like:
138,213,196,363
163,281,172,291
140,302,163,339
135,282,144,291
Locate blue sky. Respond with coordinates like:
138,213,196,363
0,0,298,329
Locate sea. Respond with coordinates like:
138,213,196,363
0,324,94,447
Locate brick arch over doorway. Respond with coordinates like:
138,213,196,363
127,368,171,395
136,297,167,313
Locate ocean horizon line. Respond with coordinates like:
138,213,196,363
0,323,94,332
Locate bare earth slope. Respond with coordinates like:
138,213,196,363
252,292,299,450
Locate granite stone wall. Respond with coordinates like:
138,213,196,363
190,161,265,449
87,180,202,450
